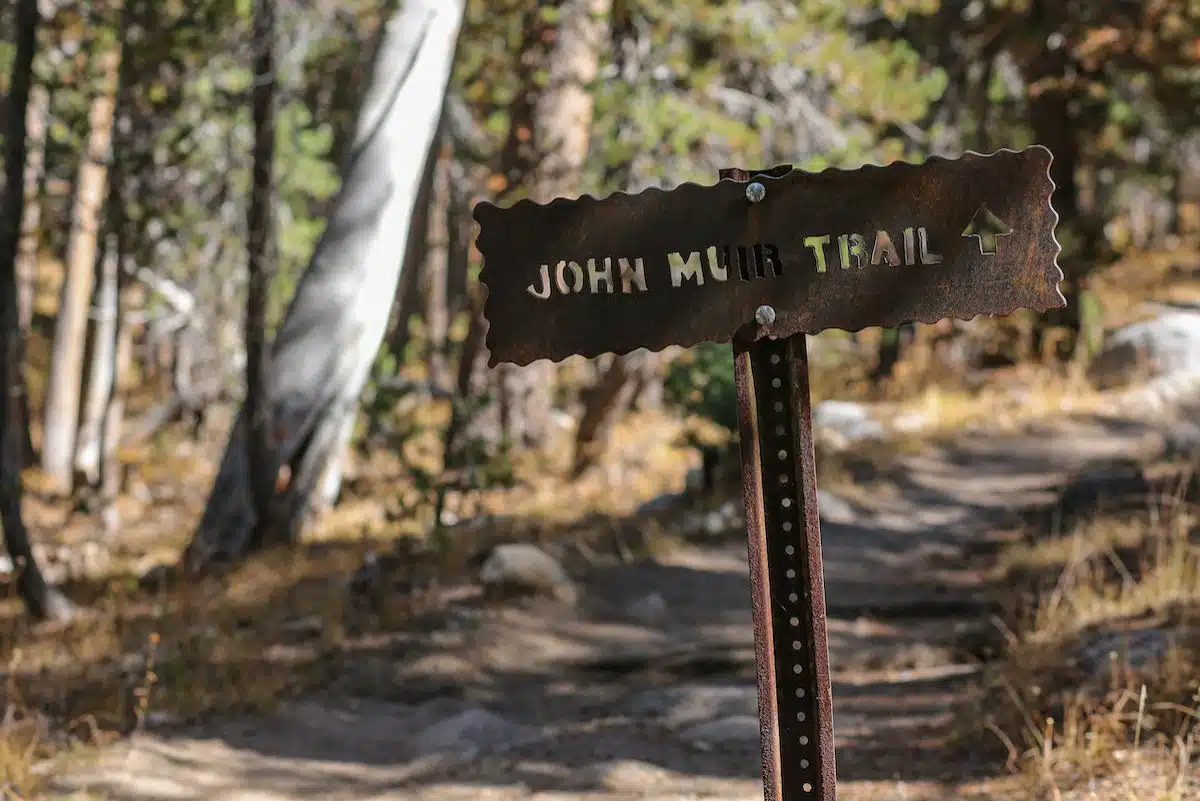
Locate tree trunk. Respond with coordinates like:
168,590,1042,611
387,124,436,363
572,349,645,477
15,83,47,335
13,82,46,469
424,144,452,390
97,278,134,535
186,0,467,568
872,323,915,384
40,45,120,491
244,0,282,550
567,0,656,474
0,0,73,621
628,352,664,411
73,235,118,486
1028,84,1083,363
1025,7,1083,364
492,0,611,452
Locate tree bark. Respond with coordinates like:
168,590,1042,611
40,45,120,491
495,0,613,451
424,144,452,390
1023,4,1082,363
15,83,47,335
245,0,282,549
872,323,916,384
12,81,46,469
572,349,642,477
74,235,119,486
387,124,436,363
567,0,654,474
0,0,73,621
186,0,467,568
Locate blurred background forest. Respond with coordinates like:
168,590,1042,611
1,0,1200,799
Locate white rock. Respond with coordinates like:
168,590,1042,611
1089,311,1200,389
812,400,886,449
479,543,577,604
1165,420,1200,456
626,592,669,626
679,715,761,750
625,684,758,728
817,489,855,524
702,511,728,536
414,708,539,759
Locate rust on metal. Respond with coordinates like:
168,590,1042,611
473,146,1063,367
727,166,835,801
727,164,790,801
472,147,1066,801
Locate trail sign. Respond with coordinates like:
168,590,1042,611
472,146,1064,801
474,147,1062,367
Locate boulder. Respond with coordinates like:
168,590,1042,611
413,707,540,760
1089,310,1200,389
478,543,578,604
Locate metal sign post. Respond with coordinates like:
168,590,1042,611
473,147,1064,801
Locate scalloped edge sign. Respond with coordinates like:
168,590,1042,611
473,147,1064,367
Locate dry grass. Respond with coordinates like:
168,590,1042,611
5,245,1200,797
0,406,703,798
983,489,1200,798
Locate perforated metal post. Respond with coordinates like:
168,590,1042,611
472,150,1065,801
724,166,837,801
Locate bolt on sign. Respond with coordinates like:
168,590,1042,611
473,146,1064,801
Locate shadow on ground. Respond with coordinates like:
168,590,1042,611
20,411,1195,800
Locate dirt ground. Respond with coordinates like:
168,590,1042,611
38,410,1198,801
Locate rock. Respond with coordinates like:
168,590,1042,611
626,592,669,626
1073,627,1176,680
817,489,855,524
1089,311,1200,389
0,555,11,574
812,400,886,450
413,708,539,760
702,510,728,536
679,715,761,750
478,543,578,604
1164,420,1200,457
625,684,758,728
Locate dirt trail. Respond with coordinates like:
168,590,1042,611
48,416,1170,800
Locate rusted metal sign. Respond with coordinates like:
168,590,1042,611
474,147,1064,367
473,147,1063,801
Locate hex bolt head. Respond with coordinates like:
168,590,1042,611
746,182,766,203
755,305,776,325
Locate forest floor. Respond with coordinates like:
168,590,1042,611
4,402,1196,801
3,247,1200,799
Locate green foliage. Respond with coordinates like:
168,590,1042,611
663,342,738,434
271,100,340,328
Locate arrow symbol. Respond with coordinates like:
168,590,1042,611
961,204,1013,256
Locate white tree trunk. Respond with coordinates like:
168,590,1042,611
74,235,119,485
187,0,465,564
41,47,120,491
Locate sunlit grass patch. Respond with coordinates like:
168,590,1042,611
982,498,1200,797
